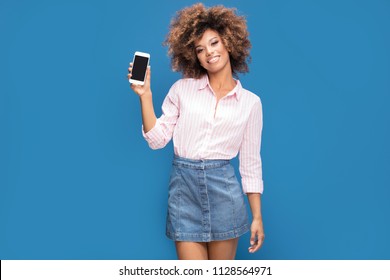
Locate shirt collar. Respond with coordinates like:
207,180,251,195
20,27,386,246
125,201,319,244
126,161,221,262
198,74,242,101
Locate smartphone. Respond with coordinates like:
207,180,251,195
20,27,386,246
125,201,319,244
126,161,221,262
129,51,150,85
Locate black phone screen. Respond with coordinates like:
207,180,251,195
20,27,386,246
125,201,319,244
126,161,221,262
131,55,149,81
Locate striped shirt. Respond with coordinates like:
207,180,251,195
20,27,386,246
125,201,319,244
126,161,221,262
142,74,264,194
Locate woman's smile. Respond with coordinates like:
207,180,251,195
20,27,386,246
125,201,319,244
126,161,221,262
207,55,220,64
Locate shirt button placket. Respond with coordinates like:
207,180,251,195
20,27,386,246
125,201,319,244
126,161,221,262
199,97,216,158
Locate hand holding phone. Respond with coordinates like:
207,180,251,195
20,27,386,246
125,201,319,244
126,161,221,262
129,51,150,85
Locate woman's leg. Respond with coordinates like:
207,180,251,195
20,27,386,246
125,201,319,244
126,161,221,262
207,238,239,260
175,241,208,260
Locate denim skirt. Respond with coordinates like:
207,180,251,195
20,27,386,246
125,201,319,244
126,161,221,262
166,155,250,242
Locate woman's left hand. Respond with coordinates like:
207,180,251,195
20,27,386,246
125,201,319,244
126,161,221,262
248,218,265,253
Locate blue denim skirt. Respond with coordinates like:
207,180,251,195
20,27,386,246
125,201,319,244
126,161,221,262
166,155,250,242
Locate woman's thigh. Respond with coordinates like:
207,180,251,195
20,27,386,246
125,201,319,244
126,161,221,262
175,241,208,260
207,238,239,260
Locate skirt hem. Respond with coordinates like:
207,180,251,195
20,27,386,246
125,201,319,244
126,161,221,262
166,224,250,242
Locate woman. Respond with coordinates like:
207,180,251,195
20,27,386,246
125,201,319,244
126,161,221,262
128,3,265,260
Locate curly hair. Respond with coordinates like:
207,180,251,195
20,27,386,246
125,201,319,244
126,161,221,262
164,3,251,78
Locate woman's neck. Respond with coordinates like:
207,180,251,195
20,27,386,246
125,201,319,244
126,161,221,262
208,70,236,93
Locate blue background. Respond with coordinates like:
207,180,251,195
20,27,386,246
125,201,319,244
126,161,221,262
1,0,389,260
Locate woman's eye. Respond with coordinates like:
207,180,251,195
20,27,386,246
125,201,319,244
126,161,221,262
211,40,219,46
196,49,203,54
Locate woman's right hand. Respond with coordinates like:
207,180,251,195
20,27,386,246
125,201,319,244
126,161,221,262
127,63,152,98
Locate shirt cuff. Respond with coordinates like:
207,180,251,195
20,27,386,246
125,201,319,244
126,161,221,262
141,120,165,149
242,178,264,194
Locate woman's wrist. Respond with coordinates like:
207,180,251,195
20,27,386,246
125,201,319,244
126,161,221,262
247,193,262,222
139,91,152,101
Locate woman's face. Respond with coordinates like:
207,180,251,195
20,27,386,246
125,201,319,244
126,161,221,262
194,29,231,75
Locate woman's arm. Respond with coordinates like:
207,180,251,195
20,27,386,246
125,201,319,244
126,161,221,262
238,99,265,252
128,65,156,133
139,93,157,133
128,64,180,149
247,193,265,253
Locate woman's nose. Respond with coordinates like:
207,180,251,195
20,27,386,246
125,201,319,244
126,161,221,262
205,46,213,56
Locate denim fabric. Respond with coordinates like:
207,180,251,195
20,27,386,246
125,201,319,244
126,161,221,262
166,155,249,242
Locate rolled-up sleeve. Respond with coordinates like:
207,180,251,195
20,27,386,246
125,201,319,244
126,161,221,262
142,82,180,149
239,98,264,194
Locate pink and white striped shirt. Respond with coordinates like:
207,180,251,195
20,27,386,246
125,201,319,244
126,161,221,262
142,75,264,193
